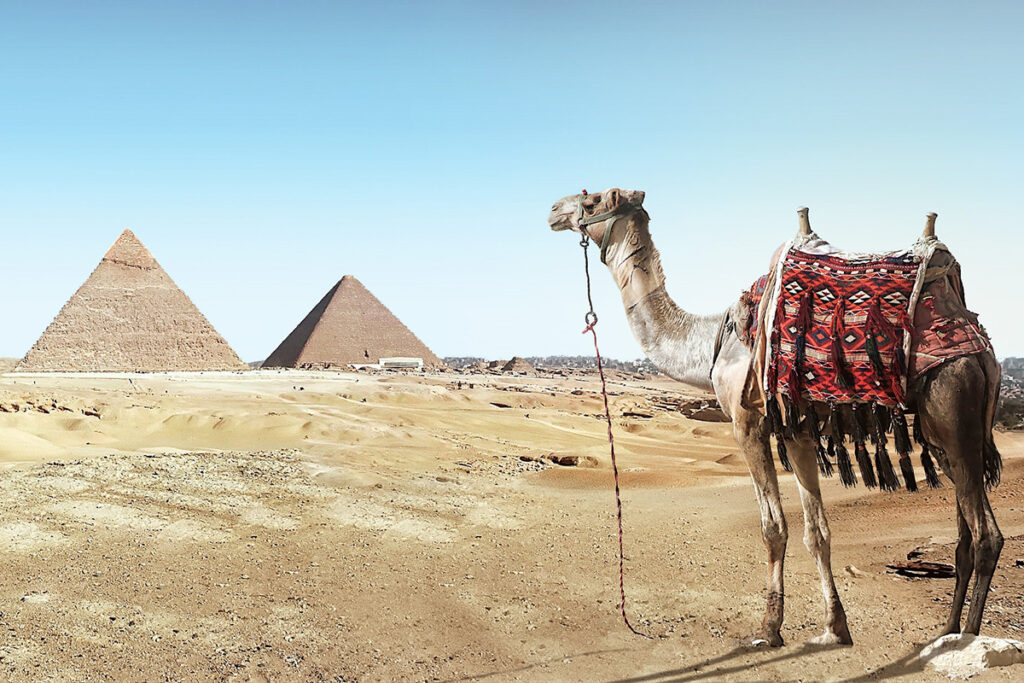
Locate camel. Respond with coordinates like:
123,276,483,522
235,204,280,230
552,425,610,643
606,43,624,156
548,188,1003,647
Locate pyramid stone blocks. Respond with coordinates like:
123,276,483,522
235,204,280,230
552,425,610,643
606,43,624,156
17,230,246,372
263,276,441,369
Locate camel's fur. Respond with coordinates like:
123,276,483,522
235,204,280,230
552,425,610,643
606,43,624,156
549,188,1003,646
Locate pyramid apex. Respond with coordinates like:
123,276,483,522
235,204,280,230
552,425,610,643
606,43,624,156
103,229,158,269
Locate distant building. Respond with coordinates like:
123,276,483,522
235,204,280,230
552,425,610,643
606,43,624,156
1004,357,1024,380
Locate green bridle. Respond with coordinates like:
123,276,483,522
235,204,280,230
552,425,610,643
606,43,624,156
575,192,643,265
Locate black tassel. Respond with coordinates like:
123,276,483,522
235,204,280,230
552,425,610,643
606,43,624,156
855,442,875,488
912,416,942,488
891,408,916,491
865,331,886,380
829,404,856,487
850,404,877,488
784,396,801,439
830,300,855,390
836,440,856,487
829,402,846,445
766,396,784,437
871,403,900,492
875,445,899,491
912,414,926,445
892,409,912,456
804,403,833,477
776,437,792,472
921,445,942,488
899,455,918,492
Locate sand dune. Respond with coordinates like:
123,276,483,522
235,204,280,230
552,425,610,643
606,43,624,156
0,368,1022,680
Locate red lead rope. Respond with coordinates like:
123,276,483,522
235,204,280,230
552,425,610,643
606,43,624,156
579,223,651,639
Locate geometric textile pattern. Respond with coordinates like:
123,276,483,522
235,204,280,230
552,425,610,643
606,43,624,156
17,230,247,373
770,249,921,407
262,275,443,369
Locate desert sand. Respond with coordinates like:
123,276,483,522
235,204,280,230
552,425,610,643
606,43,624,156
0,367,1022,681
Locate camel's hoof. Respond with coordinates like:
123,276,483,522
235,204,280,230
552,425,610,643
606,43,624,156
809,630,853,646
747,632,784,648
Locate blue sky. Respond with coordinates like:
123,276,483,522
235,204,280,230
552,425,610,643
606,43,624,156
1,1,1021,362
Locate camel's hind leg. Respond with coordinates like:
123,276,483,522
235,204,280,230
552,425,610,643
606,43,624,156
942,504,973,635
787,438,853,645
921,355,1004,636
732,405,788,647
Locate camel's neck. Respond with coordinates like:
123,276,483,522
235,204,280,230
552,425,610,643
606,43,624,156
601,212,722,391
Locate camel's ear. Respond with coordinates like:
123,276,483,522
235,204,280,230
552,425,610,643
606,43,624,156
605,188,622,211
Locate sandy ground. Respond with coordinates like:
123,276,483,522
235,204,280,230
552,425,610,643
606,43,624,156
0,367,1022,681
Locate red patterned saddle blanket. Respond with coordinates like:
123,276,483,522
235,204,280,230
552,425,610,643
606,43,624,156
743,238,991,409
733,235,994,493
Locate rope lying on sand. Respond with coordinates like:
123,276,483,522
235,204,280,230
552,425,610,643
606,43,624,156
579,217,651,639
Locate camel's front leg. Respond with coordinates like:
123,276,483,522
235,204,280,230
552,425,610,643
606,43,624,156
733,408,788,647
789,439,853,645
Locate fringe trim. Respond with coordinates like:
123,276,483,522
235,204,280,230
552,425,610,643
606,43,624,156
765,394,956,495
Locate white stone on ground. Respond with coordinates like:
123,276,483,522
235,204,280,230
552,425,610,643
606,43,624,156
920,633,1024,679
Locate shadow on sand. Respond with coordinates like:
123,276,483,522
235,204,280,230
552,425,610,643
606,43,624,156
606,640,926,683
448,638,929,682
445,647,633,682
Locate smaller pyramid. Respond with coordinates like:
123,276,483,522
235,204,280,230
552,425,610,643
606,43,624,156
263,276,442,369
17,230,246,373
501,357,535,374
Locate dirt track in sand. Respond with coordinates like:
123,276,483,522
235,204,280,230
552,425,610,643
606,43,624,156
0,369,1022,681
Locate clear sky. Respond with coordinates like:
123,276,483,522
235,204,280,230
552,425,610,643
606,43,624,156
1,1,1021,362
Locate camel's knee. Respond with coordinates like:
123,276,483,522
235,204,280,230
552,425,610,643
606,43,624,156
973,527,1003,570
762,517,788,558
954,534,973,573
803,520,831,556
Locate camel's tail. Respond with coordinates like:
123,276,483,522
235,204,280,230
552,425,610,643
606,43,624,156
982,350,1003,490
984,437,1002,490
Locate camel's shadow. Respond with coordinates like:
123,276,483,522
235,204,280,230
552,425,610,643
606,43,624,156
607,641,925,683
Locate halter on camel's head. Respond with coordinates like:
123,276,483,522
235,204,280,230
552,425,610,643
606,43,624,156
548,188,647,264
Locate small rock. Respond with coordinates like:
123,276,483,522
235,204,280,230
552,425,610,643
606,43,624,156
689,407,731,422
546,454,599,468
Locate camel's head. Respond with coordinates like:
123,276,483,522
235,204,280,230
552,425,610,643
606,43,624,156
548,188,646,244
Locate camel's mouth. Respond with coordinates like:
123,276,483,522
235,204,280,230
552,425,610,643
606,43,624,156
548,195,580,232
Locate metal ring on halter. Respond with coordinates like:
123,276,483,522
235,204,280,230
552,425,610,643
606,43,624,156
585,311,598,327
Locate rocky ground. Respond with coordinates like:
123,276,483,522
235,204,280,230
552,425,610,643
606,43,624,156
0,369,1022,681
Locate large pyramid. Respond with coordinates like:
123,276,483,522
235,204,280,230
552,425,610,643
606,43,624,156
17,230,247,372
263,275,442,369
